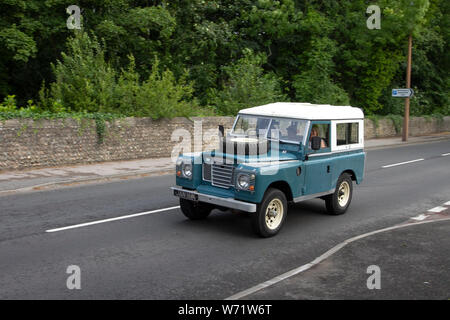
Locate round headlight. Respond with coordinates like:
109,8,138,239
238,174,250,189
183,163,192,178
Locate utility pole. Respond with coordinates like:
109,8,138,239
402,33,413,142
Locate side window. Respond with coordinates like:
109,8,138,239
336,123,359,146
309,123,330,150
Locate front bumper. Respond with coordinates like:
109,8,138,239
171,187,257,213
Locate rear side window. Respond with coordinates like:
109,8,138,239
336,123,359,146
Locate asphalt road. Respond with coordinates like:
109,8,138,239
0,140,449,299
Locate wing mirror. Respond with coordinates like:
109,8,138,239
311,136,322,151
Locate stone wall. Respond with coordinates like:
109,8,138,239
364,117,450,139
0,116,449,171
0,117,234,171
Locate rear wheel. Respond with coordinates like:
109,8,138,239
180,199,213,220
325,173,353,215
252,188,287,237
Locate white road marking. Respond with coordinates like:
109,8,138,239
442,153,450,157
382,158,424,169
428,206,447,213
46,206,180,233
411,214,428,221
225,217,450,300
445,201,450,206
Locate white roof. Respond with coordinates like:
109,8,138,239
239,102,364,120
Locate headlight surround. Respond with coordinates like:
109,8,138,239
237,174,250,189
176,158,193,180
236,172,255,191
182,163,193,178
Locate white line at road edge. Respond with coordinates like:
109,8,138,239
46,206,180,233
225,217,450,300
411,214,428,221
428,206,447,213
381,158,424,168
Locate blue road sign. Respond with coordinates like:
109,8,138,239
392,88,414,98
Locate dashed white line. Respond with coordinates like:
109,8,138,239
382,158,425,168
442,153,450,157
46,206,180,233
428,206,447,213
445,201,450,206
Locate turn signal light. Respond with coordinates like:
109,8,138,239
249,185,255,191
177,170,182,177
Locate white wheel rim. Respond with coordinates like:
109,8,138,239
338,181,350,207
265,198,284,230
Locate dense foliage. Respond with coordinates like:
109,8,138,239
0,0,448,118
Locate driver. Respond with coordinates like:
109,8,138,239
309,125,327,148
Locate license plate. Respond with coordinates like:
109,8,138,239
174,189,198,201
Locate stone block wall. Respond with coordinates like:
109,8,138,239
0,116,448,171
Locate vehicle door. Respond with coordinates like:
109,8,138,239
304,121,333,195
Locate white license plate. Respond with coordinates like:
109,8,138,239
174,189,198,201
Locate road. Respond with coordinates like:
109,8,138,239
0,140,449,299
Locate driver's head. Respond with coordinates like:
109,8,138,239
311,125,319,138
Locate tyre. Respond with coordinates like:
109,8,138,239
252,188,287,237
180,199,213,220
325,173,353,215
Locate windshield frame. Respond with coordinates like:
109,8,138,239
230,114,310,146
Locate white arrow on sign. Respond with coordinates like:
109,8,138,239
392,88,414,98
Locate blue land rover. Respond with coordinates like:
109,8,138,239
172,102,365,237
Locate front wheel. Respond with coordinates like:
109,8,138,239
252,188,287,237
325,173,353,215
180,199,213,220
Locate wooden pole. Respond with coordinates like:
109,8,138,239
402,33,413,142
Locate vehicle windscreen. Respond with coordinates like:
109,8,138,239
232,115,271,137
232,115,308,144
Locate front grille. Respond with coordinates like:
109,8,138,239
202,163,211,181
212,162,234,188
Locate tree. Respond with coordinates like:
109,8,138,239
47,32,117,113
43,32,200,119
0,0,448,117
209,49,286,115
